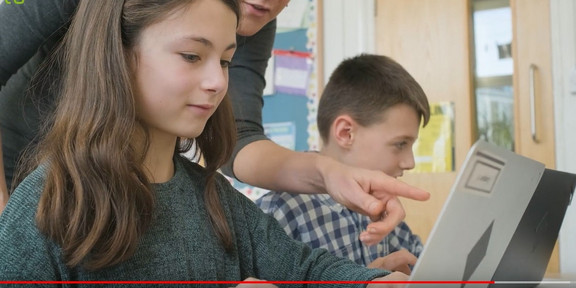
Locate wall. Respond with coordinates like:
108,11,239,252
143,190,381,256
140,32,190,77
322,0,374,83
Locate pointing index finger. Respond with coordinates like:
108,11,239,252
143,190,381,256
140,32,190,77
372,176,430,201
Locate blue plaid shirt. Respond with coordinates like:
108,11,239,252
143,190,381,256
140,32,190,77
256,192,423,266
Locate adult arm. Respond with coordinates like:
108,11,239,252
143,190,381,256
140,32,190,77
0,133,6,213
0,0,79,213
0,0,78,86
226,19,429,244
237,142,428,244
0,134,6,213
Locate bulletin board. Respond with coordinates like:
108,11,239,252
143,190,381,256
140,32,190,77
231,0,323,200
262,0,322,153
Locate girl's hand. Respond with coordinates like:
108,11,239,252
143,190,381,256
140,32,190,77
233,277,278,288
367,250,418,275
367,271,410,288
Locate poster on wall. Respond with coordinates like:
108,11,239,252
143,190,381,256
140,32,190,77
273,49,313,96
412,102,455,173
264,121,296,151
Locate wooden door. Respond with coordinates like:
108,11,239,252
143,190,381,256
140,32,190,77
375,0,474,244
375,0,559,276
511,0,558,275
511,0,555,169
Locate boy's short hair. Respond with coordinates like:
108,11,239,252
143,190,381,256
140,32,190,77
317,54,430,144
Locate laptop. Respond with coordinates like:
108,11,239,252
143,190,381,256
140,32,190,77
406,140,575,288
490,168,576,288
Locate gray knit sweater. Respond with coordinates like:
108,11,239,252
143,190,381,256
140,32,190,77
0,156,387,287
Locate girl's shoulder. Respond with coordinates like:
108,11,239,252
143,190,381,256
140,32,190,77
8,165,47,206
0,166,46,231
0,165,62,280
0,165,47,239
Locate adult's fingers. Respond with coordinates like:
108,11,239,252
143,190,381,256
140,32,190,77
360,197,405,246
369,173,430,202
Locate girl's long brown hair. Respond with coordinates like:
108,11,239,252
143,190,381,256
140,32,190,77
28,0,239,270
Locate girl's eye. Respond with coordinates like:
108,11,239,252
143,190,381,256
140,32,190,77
181,54,200,63
220,60,231,68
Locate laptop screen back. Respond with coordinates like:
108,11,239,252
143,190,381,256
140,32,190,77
490,168,576,288
407,140,545,288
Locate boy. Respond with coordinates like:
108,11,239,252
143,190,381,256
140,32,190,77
257,54,430,274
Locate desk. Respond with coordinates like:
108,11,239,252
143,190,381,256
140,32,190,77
536,281,574,288
491,275,576,288
536,275,576,288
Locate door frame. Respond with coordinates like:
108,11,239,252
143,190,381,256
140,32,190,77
550,0,576,275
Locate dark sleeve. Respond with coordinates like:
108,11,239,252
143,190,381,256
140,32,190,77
0,0,79,87
0,0,78,190
234,185,388,285
221,19,277,178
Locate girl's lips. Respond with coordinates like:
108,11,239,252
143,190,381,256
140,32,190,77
186,104,215,116
188,104,214,110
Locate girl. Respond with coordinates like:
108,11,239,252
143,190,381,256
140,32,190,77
1,0,429,246
0,0,406,286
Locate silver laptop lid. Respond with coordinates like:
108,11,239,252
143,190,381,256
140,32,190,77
489,168,576,288
408,140,545,288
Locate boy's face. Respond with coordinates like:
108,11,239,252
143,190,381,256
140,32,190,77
343,104,420,178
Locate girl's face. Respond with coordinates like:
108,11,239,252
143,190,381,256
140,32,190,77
133,0,237,142
237,0,290,36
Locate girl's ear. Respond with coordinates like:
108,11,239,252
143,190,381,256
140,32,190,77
331,114,356,149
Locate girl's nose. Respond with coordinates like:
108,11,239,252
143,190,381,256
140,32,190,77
201,62,227,95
